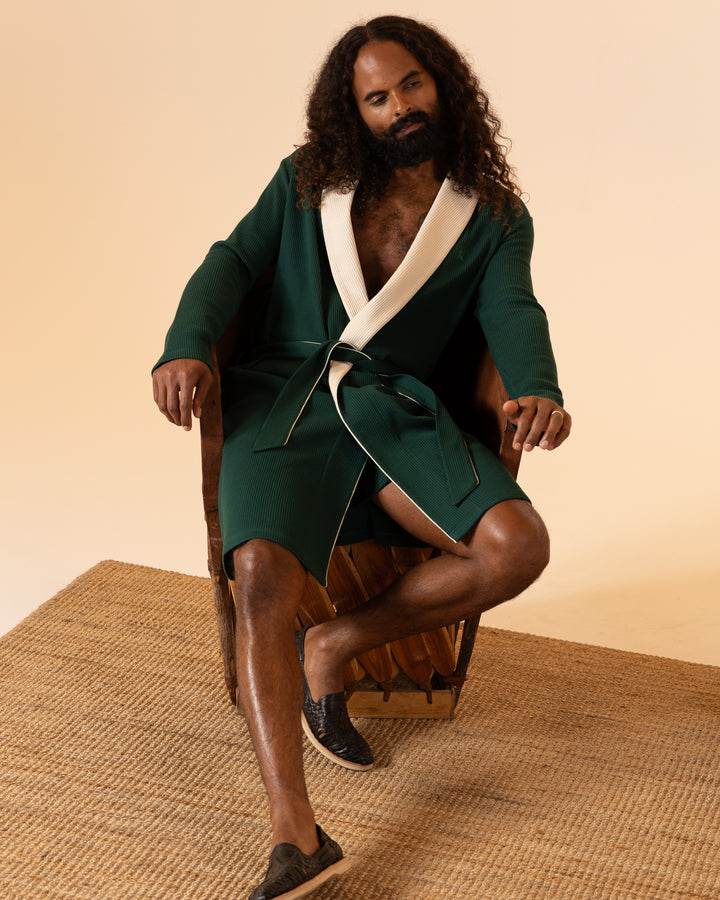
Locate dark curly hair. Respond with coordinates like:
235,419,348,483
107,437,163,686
294,15,522,220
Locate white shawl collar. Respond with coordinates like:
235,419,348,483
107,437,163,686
320,178,478,352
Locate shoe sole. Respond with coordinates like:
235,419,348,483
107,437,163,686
271,855,351,900
301,713,374,772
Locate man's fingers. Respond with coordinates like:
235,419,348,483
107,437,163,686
177,373,196,430
504,397,532,450
163,379,182,426
542,410,572,450
521,411,547,451
539,409,565,449
192,370,214,420
508,397,539,450
152,359,213,430
152,374,176,425
507,397,570,452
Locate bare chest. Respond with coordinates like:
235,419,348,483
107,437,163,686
351,195,434,297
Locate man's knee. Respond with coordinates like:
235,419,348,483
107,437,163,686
469,500,550,588
232,539,306,623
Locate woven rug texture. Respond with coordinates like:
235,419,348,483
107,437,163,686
1,560,719,899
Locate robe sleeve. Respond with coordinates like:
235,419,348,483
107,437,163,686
474,205,563,406
153,157,294,373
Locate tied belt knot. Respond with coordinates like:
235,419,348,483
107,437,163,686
252,339,479,505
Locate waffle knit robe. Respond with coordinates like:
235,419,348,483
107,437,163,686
154,155,563,584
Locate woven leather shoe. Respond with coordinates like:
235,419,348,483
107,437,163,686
248,825,349,900
296,627,374,771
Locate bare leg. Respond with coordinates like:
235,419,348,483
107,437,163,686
232,539,320,855
232,493,548,851
304,489,550,701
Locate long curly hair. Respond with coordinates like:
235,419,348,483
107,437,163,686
294,16,522,220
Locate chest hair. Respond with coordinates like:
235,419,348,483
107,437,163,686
352,190,436,296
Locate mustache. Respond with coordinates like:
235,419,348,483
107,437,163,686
388,110,432,137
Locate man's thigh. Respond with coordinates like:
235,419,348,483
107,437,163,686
373,483,541,559
372,482,470,555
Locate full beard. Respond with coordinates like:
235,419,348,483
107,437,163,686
363,107,446,170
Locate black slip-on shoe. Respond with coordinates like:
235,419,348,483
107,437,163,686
248,825,349,900
296,626,374,771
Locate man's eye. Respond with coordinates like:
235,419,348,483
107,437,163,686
371,96,387,106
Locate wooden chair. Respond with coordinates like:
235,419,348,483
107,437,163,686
200,273,521,719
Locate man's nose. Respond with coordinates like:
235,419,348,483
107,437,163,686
390,91,411,116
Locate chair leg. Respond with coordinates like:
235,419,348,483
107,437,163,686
451,614,481,707
210,569,237,704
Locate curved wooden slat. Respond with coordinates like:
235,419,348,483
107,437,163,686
347,540,398,597
388,545,456,678
298,576,363,696
327,547,394,698
423,626,456,677
299,575,337,624
389,635,434,699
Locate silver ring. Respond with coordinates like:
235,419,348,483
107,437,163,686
550,410,564,418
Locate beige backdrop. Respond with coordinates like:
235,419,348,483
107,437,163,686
2,0,719,663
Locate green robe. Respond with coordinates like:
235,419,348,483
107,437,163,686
154,155,563,583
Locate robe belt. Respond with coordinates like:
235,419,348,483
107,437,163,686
252,340,479,506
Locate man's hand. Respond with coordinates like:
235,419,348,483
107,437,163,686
502,397,572,452
152,359,214,431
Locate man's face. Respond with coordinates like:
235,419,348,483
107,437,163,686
352,40,443,168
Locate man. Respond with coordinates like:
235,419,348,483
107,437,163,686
153,15,571,900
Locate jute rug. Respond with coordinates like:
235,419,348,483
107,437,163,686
1,561,719,899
